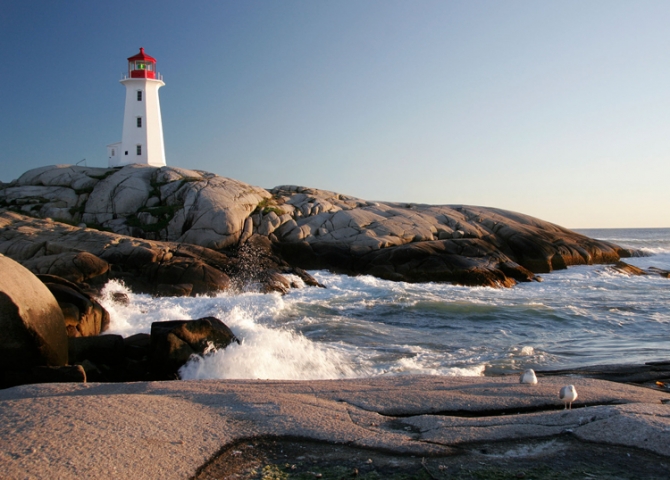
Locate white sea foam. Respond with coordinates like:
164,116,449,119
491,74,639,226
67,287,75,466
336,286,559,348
99,280,193,336
388,355,485,376
92,228,670,379
179,318,362,380
517,346,535,356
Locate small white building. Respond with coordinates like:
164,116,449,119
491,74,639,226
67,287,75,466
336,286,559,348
107,48,166,167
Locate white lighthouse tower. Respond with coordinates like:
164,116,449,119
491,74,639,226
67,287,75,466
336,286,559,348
107,48,166,167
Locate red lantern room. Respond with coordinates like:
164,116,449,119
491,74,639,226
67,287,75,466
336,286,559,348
127,47,157,79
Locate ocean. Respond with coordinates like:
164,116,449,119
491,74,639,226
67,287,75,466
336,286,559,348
99,228,670,380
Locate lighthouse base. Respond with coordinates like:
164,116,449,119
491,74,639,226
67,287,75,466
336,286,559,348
107,142,122,167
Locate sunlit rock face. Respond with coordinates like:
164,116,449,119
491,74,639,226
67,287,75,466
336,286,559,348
0,211,233,296
262,186,628,286
0,165,630,288
1,165,270,249
0,254,68,369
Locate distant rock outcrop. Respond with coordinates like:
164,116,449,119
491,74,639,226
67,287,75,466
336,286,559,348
0,164,632,288
265,187,629,286
611,261,670,278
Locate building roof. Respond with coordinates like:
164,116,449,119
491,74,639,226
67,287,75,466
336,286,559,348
127,47,156,63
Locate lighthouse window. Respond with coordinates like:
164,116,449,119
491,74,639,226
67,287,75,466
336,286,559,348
136,145,142,155
137,90,142,101
137,117,142,128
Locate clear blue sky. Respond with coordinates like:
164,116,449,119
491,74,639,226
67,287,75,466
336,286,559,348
1,1,669,228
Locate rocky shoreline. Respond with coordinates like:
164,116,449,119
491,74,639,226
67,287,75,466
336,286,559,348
1,163,661,391
1,164,668,478
2,253,669,475
1,164,634,292
2,164,668,389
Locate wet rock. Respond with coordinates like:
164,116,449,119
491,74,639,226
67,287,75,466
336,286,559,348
292,267,325,288
271,191,629,286
611,262,670,278
68,335,124,367
538,361,670,385
38,275,110,337
278,238,536,287
145,258,230,296
76,359,104,381
22,251,110,284
150,317,240,379
124,333,151,360
155,283,193,297
648,266,670,278
111,292,130,305
611,261,647,276
259,271,292,294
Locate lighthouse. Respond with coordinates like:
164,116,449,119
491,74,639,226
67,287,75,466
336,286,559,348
107,48,166,167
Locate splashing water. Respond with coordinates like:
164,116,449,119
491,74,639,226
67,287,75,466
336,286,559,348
96,228,670,381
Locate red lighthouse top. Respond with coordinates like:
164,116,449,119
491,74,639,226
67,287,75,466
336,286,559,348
127,47,157,79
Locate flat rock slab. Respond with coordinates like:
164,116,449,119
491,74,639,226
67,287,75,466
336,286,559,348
1,376,669,479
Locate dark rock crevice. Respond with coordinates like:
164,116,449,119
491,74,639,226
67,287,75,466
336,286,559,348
378,401,626,420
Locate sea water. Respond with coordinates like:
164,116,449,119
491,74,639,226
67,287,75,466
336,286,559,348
99,228,670,380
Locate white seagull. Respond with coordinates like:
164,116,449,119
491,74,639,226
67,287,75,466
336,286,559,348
519,369,538,384
559,385,578,409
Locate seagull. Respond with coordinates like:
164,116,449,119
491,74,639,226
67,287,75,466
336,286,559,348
559,385,578,410
519,369,538,384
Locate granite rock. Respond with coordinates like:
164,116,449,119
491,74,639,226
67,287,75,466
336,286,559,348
37,275,110,337
269,187,629,285
1,165,632,288
0,376,668,479
0,254,68,371
0,211,231,296
150,317,240,379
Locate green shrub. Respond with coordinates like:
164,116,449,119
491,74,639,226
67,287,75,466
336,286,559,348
255,197,285,216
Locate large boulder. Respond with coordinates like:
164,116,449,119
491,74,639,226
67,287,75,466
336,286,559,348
150,317,239,379
0,254,68,371
143,258,231,296
23,251,109,284
75,165,271,247
37,275,110,337
167,172,271,249
83,164,154,225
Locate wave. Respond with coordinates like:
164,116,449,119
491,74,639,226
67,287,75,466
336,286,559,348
94,232,670,380
179,314,362,380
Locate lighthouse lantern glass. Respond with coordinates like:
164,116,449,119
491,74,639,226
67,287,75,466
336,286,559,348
129,59,156,79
